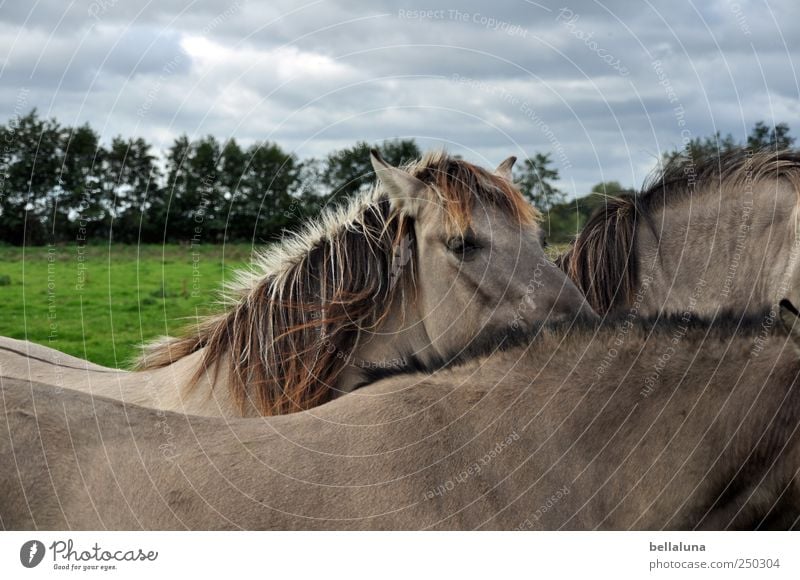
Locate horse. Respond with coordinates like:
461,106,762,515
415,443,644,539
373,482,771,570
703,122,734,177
0,150,593,417
558,149,800,317
3,302,798,530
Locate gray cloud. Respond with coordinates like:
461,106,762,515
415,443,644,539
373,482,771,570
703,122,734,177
1,0,798,195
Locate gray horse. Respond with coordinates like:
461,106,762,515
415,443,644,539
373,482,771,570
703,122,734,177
559,149,800,317
2,303,798,530
0,150,592,417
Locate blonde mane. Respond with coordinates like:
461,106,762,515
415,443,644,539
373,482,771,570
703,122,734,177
135,150,537,415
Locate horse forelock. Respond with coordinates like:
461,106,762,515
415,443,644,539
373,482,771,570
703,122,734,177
405,150,539,233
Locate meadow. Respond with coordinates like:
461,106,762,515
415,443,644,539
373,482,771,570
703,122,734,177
0,242,570,368
0,244,253,367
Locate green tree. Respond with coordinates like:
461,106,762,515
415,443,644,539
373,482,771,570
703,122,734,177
544,181,634,244
0,110,62,244
213,139,248,239
231,142,301,242
220,139,247,196
322,139,420,199
663,132,738,164
665,121,795,164
160,134,194,241
747,121,794,150
185,135,223,242
294,157,325,211
514,152,564,211
55,123,106,241
104,137,161,243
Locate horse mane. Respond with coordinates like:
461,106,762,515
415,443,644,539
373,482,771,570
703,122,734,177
555,194,638,316
135,150,537,416
557,148,800,315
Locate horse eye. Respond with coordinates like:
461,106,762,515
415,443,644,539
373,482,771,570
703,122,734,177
446,236,481,258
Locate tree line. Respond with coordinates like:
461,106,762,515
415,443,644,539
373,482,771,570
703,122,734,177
0,110,565,246
0,110,793,246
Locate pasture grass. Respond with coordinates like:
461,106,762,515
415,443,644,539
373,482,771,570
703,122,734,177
546,243,570,261
0,242,573,368
0,244,253,368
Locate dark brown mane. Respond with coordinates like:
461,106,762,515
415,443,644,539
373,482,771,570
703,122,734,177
557,148,800,315
135,151,536,416
556,195,638,316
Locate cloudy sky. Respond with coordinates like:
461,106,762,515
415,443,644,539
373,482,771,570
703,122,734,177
2,0,798,196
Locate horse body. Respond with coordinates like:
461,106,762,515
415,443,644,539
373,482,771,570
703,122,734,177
560,150,800,317
0,151,593,417
0,335,118,381
3,311,798,530
0,335,238,415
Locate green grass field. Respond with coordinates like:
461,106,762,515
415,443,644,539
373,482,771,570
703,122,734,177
0,242,571,369
0,244,254,368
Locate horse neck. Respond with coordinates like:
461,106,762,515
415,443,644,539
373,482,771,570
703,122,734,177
336,287,434,393
636,180,800,317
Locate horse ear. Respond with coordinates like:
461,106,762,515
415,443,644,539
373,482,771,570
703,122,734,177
495,156,517,182
370,149,426,216
779,299,800,355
